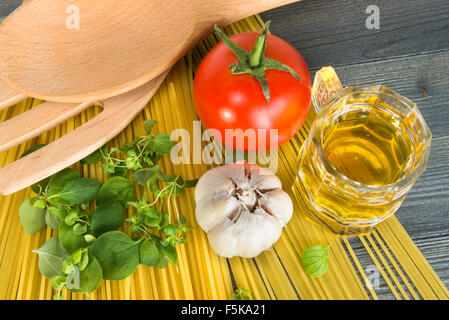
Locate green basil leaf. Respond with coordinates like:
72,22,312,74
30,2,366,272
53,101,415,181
45,169,81,205
159,243,177,266
32,198,46,209
232,288,252,300
81,144,108,165
19,199,46,234
133,166,161,188
139,239,159,267
91,201,125,236
154,254,169,269
73,223,88,235
110,167,128,177
58,222,88,254
163,224,178,236
50,275,67,291
301,245,330,277
47,206,67,221
159,213,170,229
96,177,134,207
69,253,103,294
84,234,96,243
20,144,47,158
152,236,177,266
47,168,81,192
45,209,61,230
183,179,199,189
79,249,90,272
144,119,157,135
57,178,101,205
144,208,162,227
81,150,103,165
64,211,78,226
90,231,142,280
63,249,83,274
33,237,69,280
31,177,50,195
152,134,173,154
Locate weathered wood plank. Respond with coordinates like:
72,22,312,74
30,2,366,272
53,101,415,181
261,0,449,69
333,51,449,139
348,234,449,299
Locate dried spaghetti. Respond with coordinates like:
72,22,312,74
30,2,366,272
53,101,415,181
0,15,447,300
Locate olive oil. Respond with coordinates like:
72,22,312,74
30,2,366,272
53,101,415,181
295,104,417,235
294,68,431,236
323,106,413,186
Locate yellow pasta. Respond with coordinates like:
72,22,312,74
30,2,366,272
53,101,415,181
0,15,447,300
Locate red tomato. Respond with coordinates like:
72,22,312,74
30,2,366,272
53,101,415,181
193,31,311,152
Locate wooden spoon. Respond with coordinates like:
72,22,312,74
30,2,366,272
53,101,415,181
0,71,168,195
0,83,27,111
0,0,300,103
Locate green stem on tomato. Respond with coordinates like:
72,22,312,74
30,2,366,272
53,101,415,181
214,21,301,102
249,21,270,67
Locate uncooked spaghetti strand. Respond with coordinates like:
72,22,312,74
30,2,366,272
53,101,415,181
371,230,420,299
359,236,401,299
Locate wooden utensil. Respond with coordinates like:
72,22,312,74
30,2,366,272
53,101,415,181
0,71,168,195
0,83,27,111
0,0,300,103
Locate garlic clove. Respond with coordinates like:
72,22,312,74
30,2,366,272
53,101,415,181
194,169,235,205
240,207,283,258
248,164,282,191
225,162,252,189
258,189,293,226
207,207,282,258
195,196,240,231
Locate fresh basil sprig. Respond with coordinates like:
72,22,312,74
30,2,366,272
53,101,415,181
19,120,196,299
98,119,173,176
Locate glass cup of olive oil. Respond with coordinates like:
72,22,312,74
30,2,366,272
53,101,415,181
295,74,432,235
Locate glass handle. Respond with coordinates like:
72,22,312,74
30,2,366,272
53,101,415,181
311,67,344,113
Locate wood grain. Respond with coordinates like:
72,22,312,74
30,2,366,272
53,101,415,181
0,0,301,103
0,81,26,111
261,0,449,69
0,100,94,152
0,71,169,195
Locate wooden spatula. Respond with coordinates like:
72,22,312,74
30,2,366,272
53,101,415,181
0,0,300,103
0,71,169,195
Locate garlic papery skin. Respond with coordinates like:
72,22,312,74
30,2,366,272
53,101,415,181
194,162,293,258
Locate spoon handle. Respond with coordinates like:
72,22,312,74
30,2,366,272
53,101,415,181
0,82,27,111
197,0,301,27
0,71,169,195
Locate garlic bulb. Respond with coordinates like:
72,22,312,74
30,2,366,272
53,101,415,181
194,162,293,258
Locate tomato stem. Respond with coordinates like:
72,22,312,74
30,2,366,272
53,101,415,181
214,21,301,102
249,21,270,67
